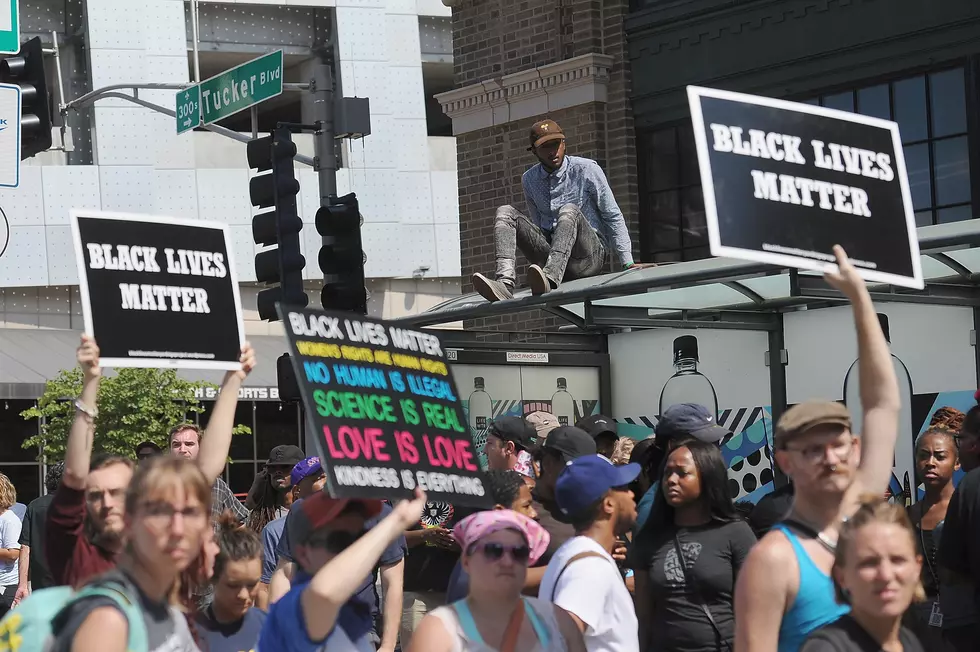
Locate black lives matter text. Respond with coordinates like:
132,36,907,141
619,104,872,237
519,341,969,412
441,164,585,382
85,243,227,314
709,124,895,218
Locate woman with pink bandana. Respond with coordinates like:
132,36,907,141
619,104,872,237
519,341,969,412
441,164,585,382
408,510,585,652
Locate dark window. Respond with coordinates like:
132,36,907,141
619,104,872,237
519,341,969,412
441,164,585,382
0,401,41,464
0,465,41,505
255,402,301,461
637,124,709,263
226,460,257,497
813,68,972,226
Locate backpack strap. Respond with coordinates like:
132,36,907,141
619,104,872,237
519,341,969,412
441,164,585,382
549,551,608,602
70,581,149,652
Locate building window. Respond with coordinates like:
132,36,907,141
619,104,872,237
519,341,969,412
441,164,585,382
807,68,972,226
637,123,710,263
0,400,42,504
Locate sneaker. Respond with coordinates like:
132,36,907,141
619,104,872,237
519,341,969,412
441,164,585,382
527,265,553,296
472,273,514,302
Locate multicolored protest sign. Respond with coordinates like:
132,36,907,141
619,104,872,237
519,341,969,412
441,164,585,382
279,306,492,507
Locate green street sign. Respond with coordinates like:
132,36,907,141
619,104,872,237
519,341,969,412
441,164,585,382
175,86,201,135
0,0,20,56
199,50,283,126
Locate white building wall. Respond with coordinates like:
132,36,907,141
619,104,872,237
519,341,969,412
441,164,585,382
0,0,460,295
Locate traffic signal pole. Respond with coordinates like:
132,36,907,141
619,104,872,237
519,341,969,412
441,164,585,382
312,55,337,214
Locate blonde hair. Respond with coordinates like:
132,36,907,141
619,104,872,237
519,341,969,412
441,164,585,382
0,473,16,511
833,495,925,604
611,437,635,465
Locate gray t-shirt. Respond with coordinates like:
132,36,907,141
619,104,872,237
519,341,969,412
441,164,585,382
52,570,199,652
640,520,757,652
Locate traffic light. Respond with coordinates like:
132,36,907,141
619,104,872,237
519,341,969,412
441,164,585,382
316,193,367,314
247,127,308,321
0,37,52,160
277,353,300,402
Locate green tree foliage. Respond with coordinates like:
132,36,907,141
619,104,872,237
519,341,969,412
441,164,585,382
21,367,251,460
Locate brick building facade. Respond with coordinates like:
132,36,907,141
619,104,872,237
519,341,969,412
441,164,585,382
439,0,638,335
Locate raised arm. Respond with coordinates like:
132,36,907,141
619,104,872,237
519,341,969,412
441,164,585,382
379,558,405,652
590,161,634,268
734,537,792,652
824,245,900,496
63,335,101,490
197,343,255,483
301,490,426,641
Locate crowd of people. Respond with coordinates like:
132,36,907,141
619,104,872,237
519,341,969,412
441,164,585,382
0,246,976,652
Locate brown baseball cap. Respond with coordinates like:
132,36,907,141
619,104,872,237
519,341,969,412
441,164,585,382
529,119,564,148
775,401,852,449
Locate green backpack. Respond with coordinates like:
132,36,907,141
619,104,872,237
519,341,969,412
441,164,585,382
0,580,148,652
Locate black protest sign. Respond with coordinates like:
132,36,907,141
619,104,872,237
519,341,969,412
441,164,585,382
687,85,923,289
280,306,492,507
71,211,245,370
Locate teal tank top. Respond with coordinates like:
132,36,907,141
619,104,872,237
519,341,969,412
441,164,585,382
773,524,850,652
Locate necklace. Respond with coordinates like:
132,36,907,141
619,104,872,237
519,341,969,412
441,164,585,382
785,514,838,554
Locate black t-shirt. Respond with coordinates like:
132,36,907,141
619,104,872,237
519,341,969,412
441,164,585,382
19,493,55,589
937,466,980,626
403,501,463,593
801,614,924,652
639,520,756,652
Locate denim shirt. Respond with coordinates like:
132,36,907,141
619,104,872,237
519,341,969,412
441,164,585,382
521,155,634,266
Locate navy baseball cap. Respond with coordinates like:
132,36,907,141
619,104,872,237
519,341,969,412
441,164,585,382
576,414,618,441
535,426,596,462
555,454,641,518
657,403,730,444
488,416,536,451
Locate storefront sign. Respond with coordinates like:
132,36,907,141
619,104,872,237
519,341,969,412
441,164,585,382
280,306,492,506
194,386,280,401
687,85,923,289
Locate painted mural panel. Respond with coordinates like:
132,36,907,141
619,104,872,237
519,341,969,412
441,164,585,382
608,328,774,501
451,364,601,467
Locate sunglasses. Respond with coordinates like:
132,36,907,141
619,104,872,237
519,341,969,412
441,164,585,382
472,542,531,563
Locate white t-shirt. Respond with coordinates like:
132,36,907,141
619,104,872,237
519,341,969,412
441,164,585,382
538,536,638,652
0,509,21,585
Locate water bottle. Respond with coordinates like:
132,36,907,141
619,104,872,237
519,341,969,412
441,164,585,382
659,335,719,417
843,313,915,505
552,378,576,427
467,377,493,468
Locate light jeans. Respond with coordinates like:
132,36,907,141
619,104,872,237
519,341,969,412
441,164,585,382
494,203,606,287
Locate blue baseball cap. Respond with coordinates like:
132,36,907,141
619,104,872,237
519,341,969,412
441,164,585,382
555,454,641,518
291,456,323,486
656,403,730,444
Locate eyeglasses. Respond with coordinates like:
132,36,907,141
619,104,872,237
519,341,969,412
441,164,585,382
471,542,531,563
140,501,206,525
306,529,364,554
786,438,854,465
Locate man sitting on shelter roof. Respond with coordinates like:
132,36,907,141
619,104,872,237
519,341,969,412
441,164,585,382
471,119,638,302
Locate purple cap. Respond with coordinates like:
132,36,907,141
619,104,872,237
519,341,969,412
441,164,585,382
290,456,323,486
